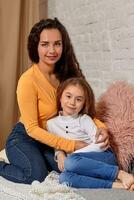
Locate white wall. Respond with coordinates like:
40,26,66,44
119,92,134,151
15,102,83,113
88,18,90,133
48,0,134,98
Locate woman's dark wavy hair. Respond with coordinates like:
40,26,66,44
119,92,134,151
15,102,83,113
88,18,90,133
57,77,96,118
28,18,85,81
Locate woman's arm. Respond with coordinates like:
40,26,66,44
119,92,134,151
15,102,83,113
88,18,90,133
93,118,109,150
17,73,87,153
93,118,107,128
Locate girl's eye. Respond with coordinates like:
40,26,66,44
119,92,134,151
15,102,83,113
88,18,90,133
77,98,82,102
66,95,71,98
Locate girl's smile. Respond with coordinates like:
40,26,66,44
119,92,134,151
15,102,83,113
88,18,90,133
60,84,85,116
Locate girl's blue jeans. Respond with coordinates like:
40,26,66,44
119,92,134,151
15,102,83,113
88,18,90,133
0,122,59,184
59,150,118,188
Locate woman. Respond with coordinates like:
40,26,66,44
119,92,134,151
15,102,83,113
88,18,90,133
0,18,109,184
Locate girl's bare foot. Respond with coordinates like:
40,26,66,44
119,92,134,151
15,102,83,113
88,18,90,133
129,184,134,191
117,170,134,189
112,180,125,189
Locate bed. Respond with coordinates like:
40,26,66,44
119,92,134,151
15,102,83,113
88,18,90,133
0,174,134,200
0,167,84,200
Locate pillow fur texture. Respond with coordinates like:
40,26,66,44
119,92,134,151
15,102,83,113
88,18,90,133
96,81,134,171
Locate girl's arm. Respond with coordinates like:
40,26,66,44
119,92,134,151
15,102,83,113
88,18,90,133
55,150,66,172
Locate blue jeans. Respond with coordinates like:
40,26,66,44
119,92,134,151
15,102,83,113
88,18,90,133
0,122,59,184
59,150,118,188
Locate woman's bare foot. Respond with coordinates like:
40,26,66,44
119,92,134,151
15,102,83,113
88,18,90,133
117,170,134,189
0,157,5,161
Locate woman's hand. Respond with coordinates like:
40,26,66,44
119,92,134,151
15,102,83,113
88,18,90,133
57,151,66,172
74,141,88,151
95,127,109,150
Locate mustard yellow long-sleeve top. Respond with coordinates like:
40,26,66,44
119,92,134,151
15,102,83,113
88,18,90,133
17,64,105,153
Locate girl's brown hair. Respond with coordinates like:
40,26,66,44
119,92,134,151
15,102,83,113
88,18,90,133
57,77,96,118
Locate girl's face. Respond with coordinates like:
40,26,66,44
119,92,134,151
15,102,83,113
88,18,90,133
60,84,85,116
38,28,63,66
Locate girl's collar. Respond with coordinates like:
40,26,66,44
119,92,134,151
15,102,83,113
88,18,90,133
58,111,79,122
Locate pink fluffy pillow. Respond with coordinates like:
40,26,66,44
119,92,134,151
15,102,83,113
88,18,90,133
96,81,134,171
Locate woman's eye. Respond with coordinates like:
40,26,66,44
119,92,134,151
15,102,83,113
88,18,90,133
55,42,62,46
41,42,49,47
42,43,48,47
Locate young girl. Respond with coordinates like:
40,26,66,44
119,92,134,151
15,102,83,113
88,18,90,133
47,77,134,190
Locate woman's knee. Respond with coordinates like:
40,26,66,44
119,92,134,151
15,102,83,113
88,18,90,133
24,163,48,184
6,143,48,183
28,159,49,183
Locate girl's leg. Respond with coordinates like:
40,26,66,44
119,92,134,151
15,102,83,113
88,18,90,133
0,123,48,184
59,171,113,188
78,148,117,166
64,152,118,181
59,171,133,189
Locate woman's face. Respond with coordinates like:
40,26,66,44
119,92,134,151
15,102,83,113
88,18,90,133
38,28,63,66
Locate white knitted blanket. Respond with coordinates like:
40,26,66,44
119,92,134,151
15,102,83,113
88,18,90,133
0,171,85,200
31,171,85,200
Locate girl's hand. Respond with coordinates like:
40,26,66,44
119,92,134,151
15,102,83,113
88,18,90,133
57,151,66,172
74,141,88,151
95,127,109,150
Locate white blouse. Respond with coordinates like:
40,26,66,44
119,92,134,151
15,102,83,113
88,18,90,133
47,113,104,153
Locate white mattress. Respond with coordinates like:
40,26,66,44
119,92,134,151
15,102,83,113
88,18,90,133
0,176,31,200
